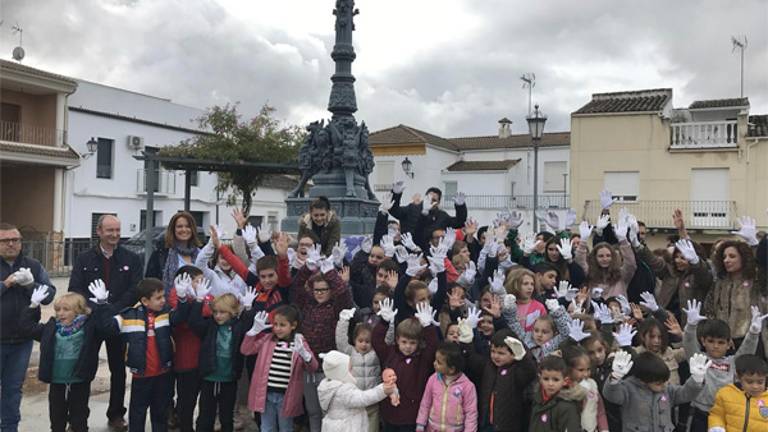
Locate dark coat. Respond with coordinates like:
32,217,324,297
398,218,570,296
528,385,583,432
68,245,143,313
185,301,247,380
388,192,467,251
21,308,103,383
349,249,377,308
0,253,56,343
298,211,341,256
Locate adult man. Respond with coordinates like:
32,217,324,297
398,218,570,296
68,215,143,431
0,223,56,432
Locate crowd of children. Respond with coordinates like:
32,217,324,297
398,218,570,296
17,186,768,432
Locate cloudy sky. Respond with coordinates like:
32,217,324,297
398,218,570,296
2,0,766,136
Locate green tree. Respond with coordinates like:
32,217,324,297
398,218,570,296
161,103,303,214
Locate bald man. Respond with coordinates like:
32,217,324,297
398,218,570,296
68,214,143,431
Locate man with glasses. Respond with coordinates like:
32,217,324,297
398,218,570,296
68,214,142,432
0,222,56,432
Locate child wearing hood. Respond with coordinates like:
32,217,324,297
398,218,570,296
317,350,396,432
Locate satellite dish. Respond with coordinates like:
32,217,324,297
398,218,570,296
12,46,24,61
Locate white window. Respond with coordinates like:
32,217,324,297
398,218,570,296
375,161,394,191
543,161,567,193
690,168,730,227
603,171,639,202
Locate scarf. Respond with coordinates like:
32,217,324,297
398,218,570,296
162,242,199,294
56,314,87,336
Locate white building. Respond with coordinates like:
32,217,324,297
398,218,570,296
66,80,293,244
368,121,570,233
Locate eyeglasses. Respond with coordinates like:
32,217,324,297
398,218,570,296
0,238,22,245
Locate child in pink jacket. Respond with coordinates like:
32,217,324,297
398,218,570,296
240,305,318,431
417,342,478,432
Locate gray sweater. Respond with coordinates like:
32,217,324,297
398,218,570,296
682,321,759,411
603,376,702,432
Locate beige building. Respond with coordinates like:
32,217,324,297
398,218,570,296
570,88,768,249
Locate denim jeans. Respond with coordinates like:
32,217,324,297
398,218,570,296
261,391,293,432
0,340,33,432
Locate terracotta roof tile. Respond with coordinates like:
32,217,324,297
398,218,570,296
369,124,460,151
0,141,80,160
370,125,569,151
748,114,768,137
445,159,521,172
689,98,749,109
574,88,672,114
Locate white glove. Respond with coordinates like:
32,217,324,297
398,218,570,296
428,255,445,276
545,299,561,313
377,298,398,324
257,223,272,244
331,242,348,268
250,243,266,262
12,267,34,286
465,305,481,329
443,227,457,250
406,254,427,277
287,248,298,268
195,278,212,302
568,319,591,342
293,334,313,363
458,318,474,343
174,273,193,299
429,239,449,260
732,216,759,246
540,211,559,232
240,286,257,310
453,192,466,206
88,279,109,304
600,189,615,209
612,323,637,347
749,306,768,334
675,239,700,265
415,302,438,327
506,211,524,229
241,225,258,247
393,245,409,264
318,257,335,274
457,261,477,288
421,197,433,215
595,214,610,234
593,302,614,324
339,308,356,321
556,237,573,262
683,299,705,326
361,236,373,254
392,181,405,194
639,291,659,312
379,192,394,214
522,233,537,254
627,217,641,247
611,351,633,380
502,293,517,311
708,427,726,432
578,221,593,240
29,285,49,308
689,352,713,384
615,220,629,241
306,245,323,271
427,277,438,295
556,280,578,302
380,235,396,258
488,269,506,295
247,310,272,335
616,295,631,315
504,336,526,361
400,232,421,252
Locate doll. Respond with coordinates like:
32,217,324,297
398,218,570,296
382,368,400,407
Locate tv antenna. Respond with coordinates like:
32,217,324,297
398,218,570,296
11,22,25,62
520,73,535,115
731,35,747,97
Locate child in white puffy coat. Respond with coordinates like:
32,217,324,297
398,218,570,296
317,350,395,432
336,308,383,432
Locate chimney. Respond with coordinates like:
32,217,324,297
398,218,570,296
498,117,512,139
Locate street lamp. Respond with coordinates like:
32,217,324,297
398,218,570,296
82,137,98,159
526,104,547,231
401,157,414,179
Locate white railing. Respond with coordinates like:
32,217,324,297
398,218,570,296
670,120,738,149
584,200,737,230
136,168,177,195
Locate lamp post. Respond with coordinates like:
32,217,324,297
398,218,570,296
82,137,98,159
401,157,415,179
526,104,547,232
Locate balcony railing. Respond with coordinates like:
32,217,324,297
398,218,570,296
670,120,738,149
583,200,737,230
451,194,570,210
0,120,62,146
136,168,177,195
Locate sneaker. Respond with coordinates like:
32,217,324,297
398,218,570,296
107,418,128,432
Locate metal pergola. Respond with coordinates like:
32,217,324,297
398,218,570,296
133,150,299,265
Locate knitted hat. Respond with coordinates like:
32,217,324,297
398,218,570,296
321,350,356,384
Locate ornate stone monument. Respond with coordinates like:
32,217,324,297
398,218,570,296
282,0,379,234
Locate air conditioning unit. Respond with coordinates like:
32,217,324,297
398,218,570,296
127,135,144,151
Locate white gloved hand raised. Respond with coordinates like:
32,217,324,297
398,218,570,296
414,301,438,328
29,285,49,308
247,310,272,335
556,237,574,262
339,308,356,322
377,297,398,324
332,242,348,268
611,351,633,380
639,292,659,312
689,352,713,384
504,337,526,361
88,279,109,304
578,221,593,240
568,319,591,342
683,299,705,326
292,334,314,363
391,181,405,195
400,232,421,252
749,305,768,334
488,269,506,296
675,239,700,265
241,225,257,247
240,287,257,310
405,254,427,277
556,280,578,302
732,216,759,246
600,189,615,209
545,299,561,313
612,323,637,347
174,273,193,299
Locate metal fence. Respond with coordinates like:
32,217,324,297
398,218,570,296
456,194,570,210
583,200,738,230
20,238,98,275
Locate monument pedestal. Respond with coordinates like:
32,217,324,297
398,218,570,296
282,195,378,235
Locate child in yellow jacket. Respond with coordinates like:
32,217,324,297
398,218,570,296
709,354,768,432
